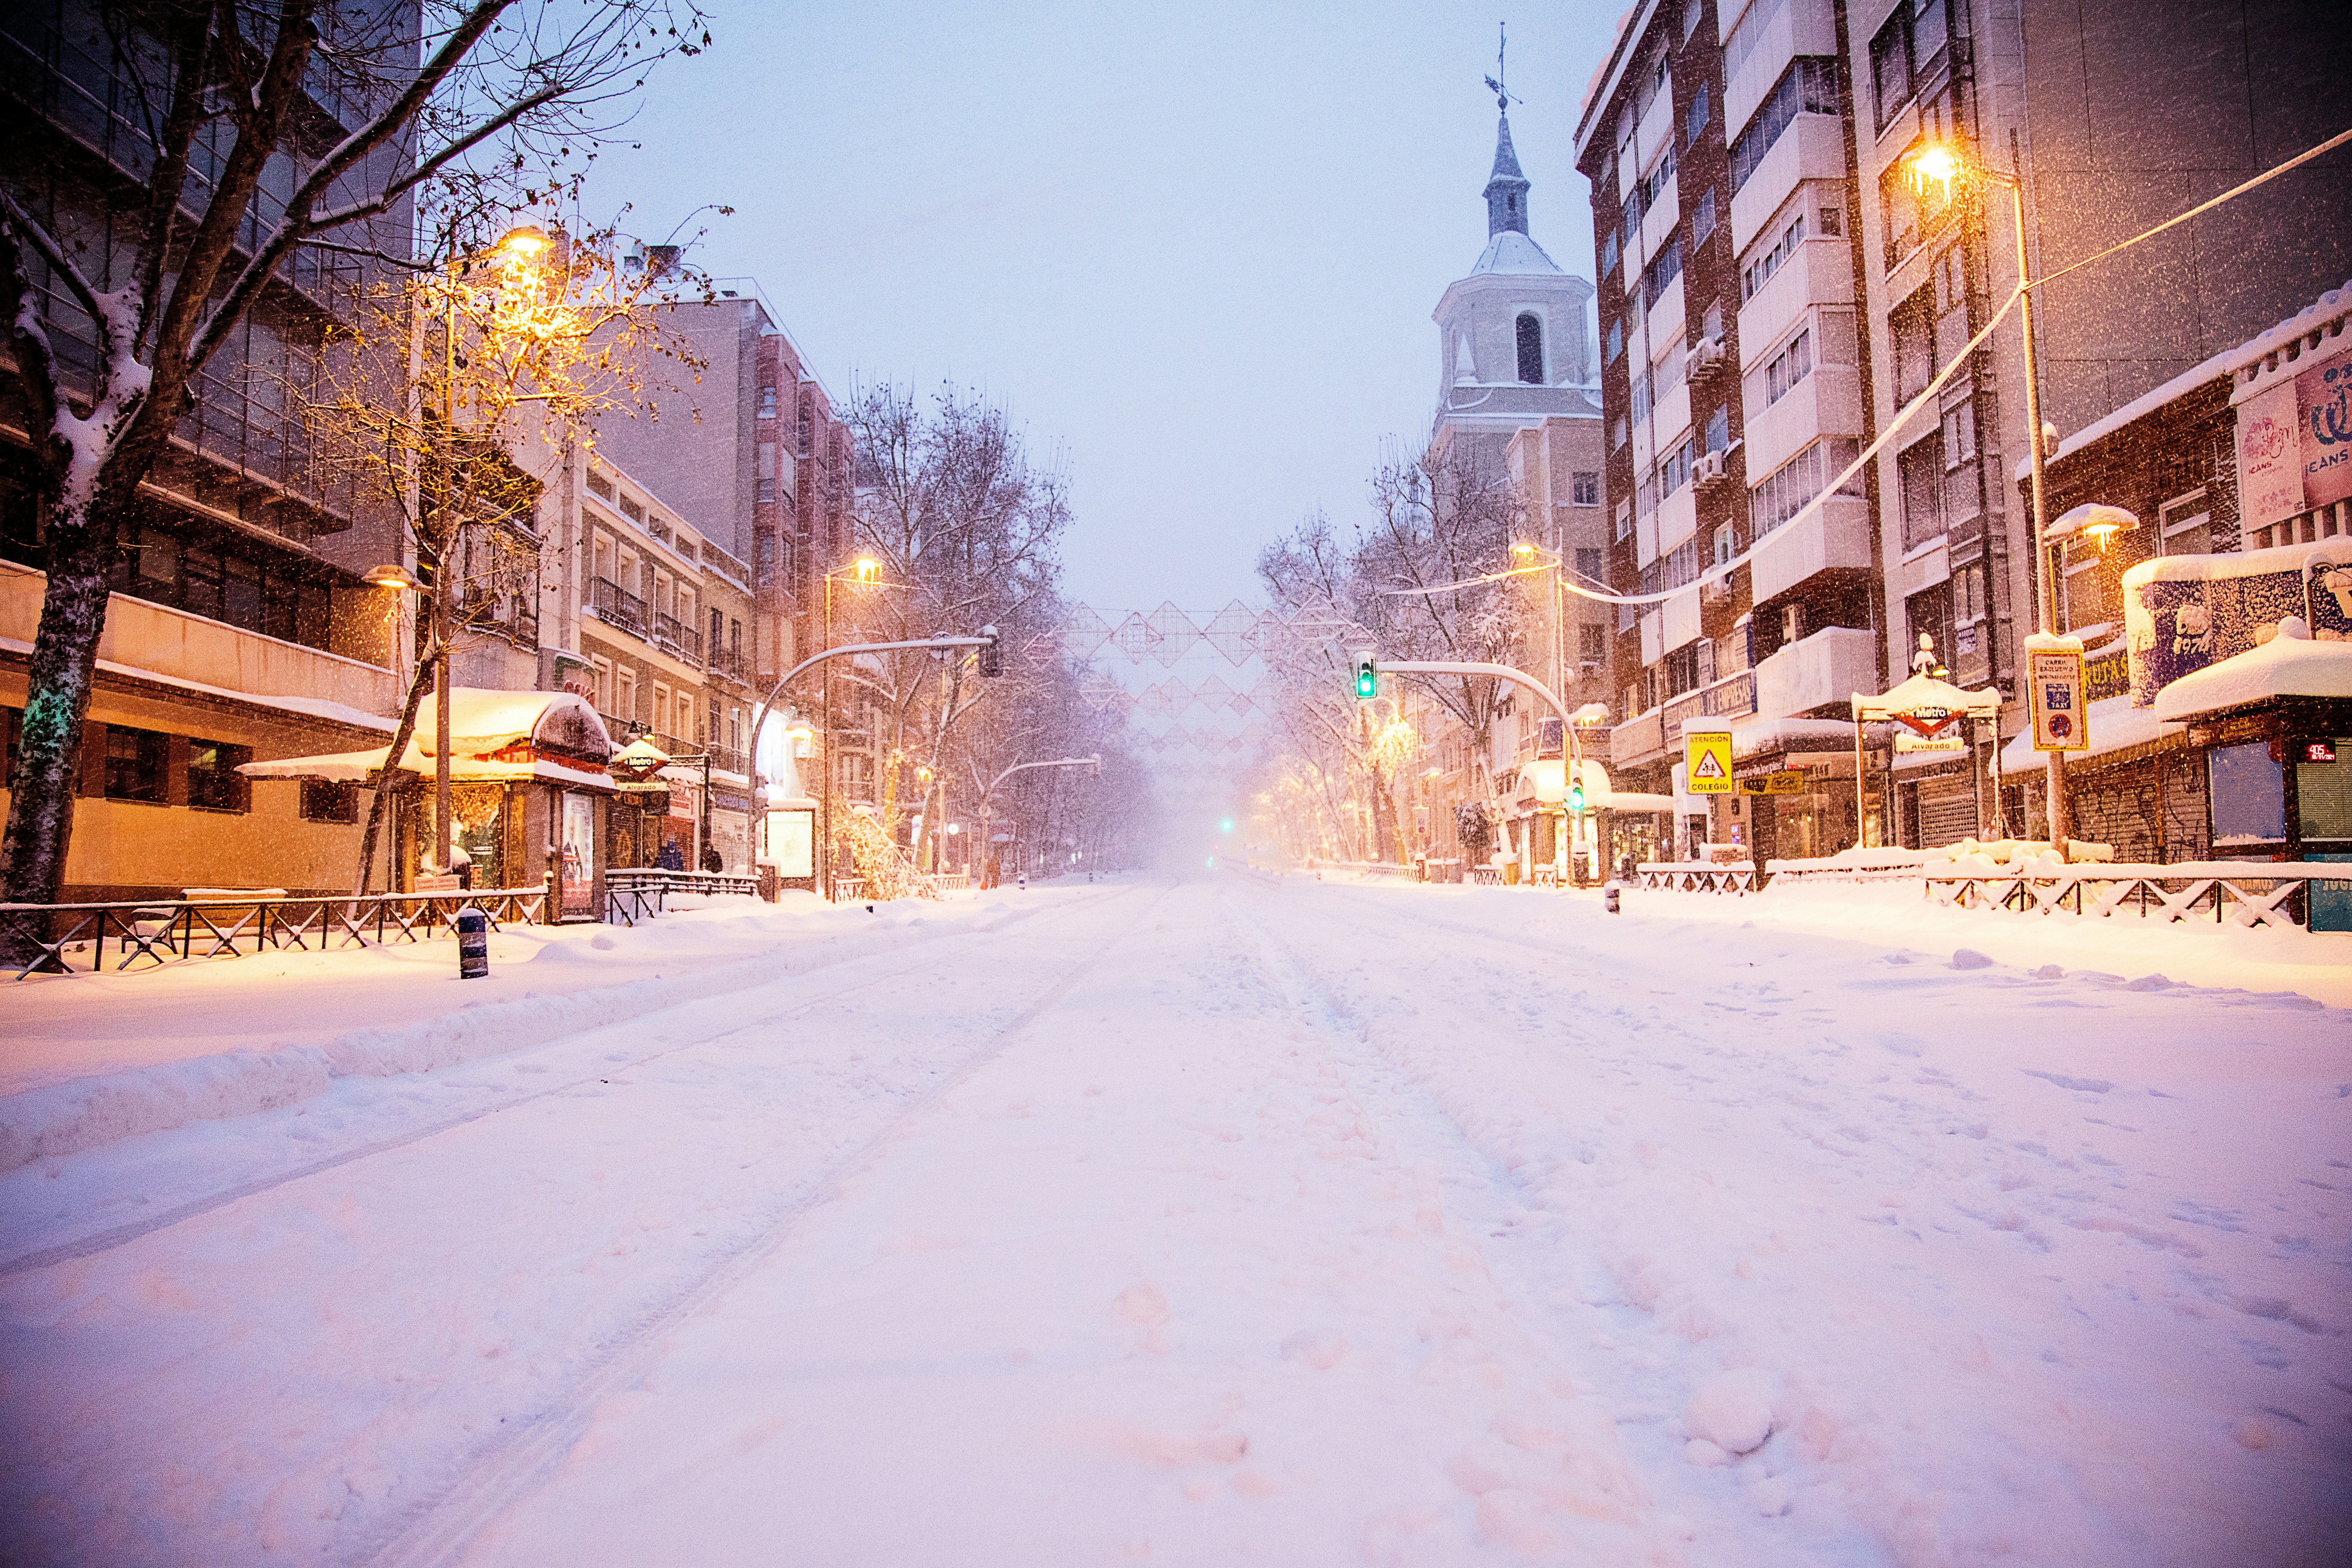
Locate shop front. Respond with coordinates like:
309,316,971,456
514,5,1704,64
240,689,618,916
1723,717,1860,861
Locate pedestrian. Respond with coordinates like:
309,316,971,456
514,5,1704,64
700,842,722,873
657,839,684,872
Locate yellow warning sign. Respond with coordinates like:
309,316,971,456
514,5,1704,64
1686,730,1734,794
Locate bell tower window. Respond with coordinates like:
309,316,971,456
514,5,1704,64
1515,313,1544,384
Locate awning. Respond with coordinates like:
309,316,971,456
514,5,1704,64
239,688,618,792
2151,616,2352,722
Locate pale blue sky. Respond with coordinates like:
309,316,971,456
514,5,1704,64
584,0,1626,612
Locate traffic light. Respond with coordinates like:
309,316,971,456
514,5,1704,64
1567,779,1587,815
1353,658,1377,701
978,623,1002,677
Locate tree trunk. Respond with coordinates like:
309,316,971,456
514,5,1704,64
0,522,114,962
353,639,439,897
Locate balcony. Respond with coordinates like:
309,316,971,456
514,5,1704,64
1636,75,1679,178
1743,363,1865,480
590,577,646,637
1611,706,1668,767
1751,496,1873,603
1737,237,1854,368
652,612,703,664
1655,483,1699,556
1662,583,1702,651
1730,114,1846,255
1724,0,1838,138
706,643,752,684
1753,624,1878,719
1638,169,1680,267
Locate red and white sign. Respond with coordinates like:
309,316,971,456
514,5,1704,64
2238,346,2352,533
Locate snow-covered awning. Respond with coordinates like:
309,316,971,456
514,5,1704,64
2151,617,2352,722
1727,716,1855,761
239,688,618,792
1576,759,1675,813
1850,671,2000,724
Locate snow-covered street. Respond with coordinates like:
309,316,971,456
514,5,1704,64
3,877,2348,1567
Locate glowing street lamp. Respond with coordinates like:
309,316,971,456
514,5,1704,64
1899,134,2073,852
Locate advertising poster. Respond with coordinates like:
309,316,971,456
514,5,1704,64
560,792,595,917
768,808,815,879
2029,647,2087,751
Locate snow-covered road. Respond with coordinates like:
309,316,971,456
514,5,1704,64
2,876,2346,1567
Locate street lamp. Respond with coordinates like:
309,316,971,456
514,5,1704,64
819,555,896,901
1902,136,2070,852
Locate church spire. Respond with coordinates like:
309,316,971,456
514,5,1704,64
1480,24,1530,238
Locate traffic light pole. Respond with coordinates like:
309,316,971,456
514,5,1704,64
1366,658,1589,885
745,629,998,900
975,754,1102,885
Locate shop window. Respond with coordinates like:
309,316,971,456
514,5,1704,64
104,725,168,803
301,779,359,823
2298,739,2352,840
2208,742,2284,846
187,739,251,812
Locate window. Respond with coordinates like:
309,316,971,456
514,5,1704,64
1683,0,1705,41
1516,314,1545,384
1645,236,1683,305
757,478,775,503
1870,5,1915,131
300,779,358,823
104,725,167,803
2160,488,2212,556
1897,432,1946,549
1572,472,1600,507
1606,320,1624,364
711,607,725,656
1665,641,1702,698
187,739,249,812
1629,144,1677,234
1741,212,1808,302
585,469,614,502
1941,401,1977,466
1616,499,1633,540
757,531,776,587
1713,522,1735,567
2209,742,2285,845
758,385,777,418
1576,546,1604,580
1891,287,1935,400
1749,438,1862,537
1730,59,1839,193
1763,327,1814,406
1579,624,1608,663
1601,228,1619,272
1724,0,1788,82
1687,83,1709,146
1612,416,1629,451
1818,200,1843,237
1660,438,1695,498
1693,187,1717,248
620,495,646,526
1705,407,1730,455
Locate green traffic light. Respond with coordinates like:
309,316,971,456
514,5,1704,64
1220,818,1235,833
1568,782,1586,814
1354,660,1376,700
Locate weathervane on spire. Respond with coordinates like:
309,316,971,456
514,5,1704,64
1483,21,1520,114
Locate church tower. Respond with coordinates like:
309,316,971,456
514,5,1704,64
1431,82,1599,472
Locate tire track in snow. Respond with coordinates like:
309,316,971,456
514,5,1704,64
0,886,1131,1281
353,882,1176,1568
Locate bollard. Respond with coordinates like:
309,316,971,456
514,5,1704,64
1604,883,1620,914
456,905,489,979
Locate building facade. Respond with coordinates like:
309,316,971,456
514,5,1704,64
1,0,417,899
1574,0,2352,861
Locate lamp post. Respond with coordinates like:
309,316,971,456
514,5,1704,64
377,225,550,883
820,556,885,901
1903,141,2068,854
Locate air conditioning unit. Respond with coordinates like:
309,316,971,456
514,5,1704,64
1693,450,1728,485
1688,335,1727,380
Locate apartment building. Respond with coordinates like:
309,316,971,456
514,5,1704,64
533,445,758,873
1576,0,2351,860
587,283,855,703
0,0,417,899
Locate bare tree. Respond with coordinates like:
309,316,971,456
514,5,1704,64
311,215,705,893
839,383,1068,871
0,0,707,951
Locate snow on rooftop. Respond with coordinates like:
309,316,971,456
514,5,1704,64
2151,616,2352,721
1729,714,1855,757
1470,230,1564,276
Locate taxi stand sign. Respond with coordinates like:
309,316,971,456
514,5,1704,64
2028,641,2088,751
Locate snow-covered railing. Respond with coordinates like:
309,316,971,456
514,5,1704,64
1,886,551,980
928,872,972,892
1923,862,2352,931
605,868,761,899
1634,862,1766,893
